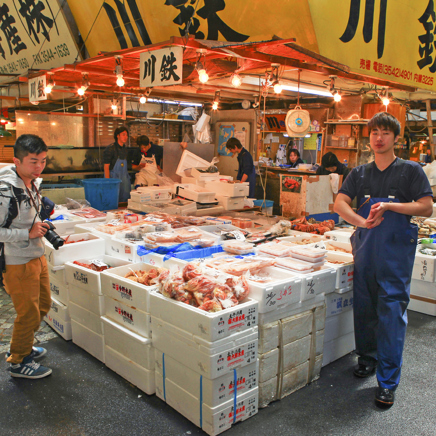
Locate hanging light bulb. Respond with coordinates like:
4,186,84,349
77,75,89,96
116,74,125,87
273,81,282,94
230,73,242,88
212,90,220,110
44,76,55,94
115,56,124,87
333,91,342,102
212,100,219,110
139,95,147,104
77,87,86,96
111,100,118,111
198,69,209,84
382,96,390,106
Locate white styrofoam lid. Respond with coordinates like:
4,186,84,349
175,150,211,177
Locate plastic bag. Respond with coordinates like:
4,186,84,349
329,173,340,194
65,197,91,210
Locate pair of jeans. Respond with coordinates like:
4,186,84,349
4,255,51,364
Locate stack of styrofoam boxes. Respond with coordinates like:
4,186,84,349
128,186,173,213
64,255,131,363
410,241,436,316
149,276,260,435
204,180,249,211
250,263,330,407
99,258,184,395
44,233,105,341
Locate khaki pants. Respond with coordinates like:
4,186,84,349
4,256,51,364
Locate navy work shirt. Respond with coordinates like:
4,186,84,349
237,147,256,198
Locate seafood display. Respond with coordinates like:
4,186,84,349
324,243,352,254
222,240,255,255
73,260,110,271
411,217,436,237
206,256,275,276
257,241,295,257
142,227,217,248
124,267,169,286
158,262,249,312
289,217,335,235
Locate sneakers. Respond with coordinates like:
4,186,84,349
5,346,47,360
8,354,52,379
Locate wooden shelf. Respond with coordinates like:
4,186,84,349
147,117,196,124
325,120,369,125
325,147,358,150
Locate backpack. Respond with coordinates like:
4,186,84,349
0,185,26,286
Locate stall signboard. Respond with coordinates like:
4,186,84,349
0,0,79,78
140,47,183,88
67,1,318,57
309,0,436,91
28,75,47,102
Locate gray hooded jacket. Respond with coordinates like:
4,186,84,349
0,165,45,265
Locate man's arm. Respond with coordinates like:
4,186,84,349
334,193,368,228
104,164,110,178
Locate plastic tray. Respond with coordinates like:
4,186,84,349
289,246,327,259
222,240,255,255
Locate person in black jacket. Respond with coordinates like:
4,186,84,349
287,148,304,168
316,151,350,179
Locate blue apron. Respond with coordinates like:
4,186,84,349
237,148,256,198
110,157,131,202
350,161,417,390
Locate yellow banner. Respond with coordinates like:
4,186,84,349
68,0,318,57
309,0,436,91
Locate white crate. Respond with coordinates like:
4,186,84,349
324,229,354,243
102,316,154,370
74,222,101,234
191,167,220,182
412,251,436,282
324,309,354,343
127,199,144,212
411,278,436,300
325,290,354,318
104,345,155,395
155,349,258,408
152,317,258,379
49,212,87,235
69,301,104,335
322,331,355,367
64,255,132,294
44,233,105,266
246,266,302,314
174,183,216,203
44,298,72,340
48,264,67,285
409,294,436,316
292,266,336,301
68,284,105,316
49,273,69,306
314,240,352,255
150,290,258,342
71,319,105,363
325,252,354,289
103,295,152,338
215,195,245,211
155,376,258,436
176,150,211,177
48,296,70,322
204,181,249,197
100,261,184,313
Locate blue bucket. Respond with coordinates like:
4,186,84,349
253,199,274,214
82,178,121,211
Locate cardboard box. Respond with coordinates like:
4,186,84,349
102,316,154,370
155,376,258,436
71,319,105,363
324,308,354,343
103,295,152,338
68,284,105,316
150,290,258,342
44,299,72,341
322,332,355,367
409,294,436,316
246,266,302,314
44,233,105,266
152,317,258,379
69,301,104,334
64,255,131,294
204,181,249,197
325,252,354,289
49,273,69,306
412,252,436,282
154,349,258,408
325,290,354,318
104,345,155,395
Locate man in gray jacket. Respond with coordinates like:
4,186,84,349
0,134,52,379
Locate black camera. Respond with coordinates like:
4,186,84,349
43,220,65,250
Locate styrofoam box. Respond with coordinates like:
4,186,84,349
49,273,69,306
215,195,245,211
49,213,87,235
409,294,436,316
100,260,185,313
258,310,312,354
48,296,70,323
324,309,354,344
325,251,354,289
315,330,324,356
322,331,355,367
156,376,258,436
104,295,152,338
314,240,352,255
176,150,211,177
258,335,311,383
71,319,105,363
150,290,258,342
132,186,172,202
102,316,154,370
410,278,436,300
324,230,354,243
293,266,336,301
45,298,72,340
104,345,155,395
315,304,327,332
48,264,67,285
68,284,104,316
191,167,220,182
64,255,132,294
44,233,105,266
155,349,258,408
325,290,353,318
246,266,302,314
259,361,309,408
412,251,436,282
174,183,216,204
69,301,104,335
74,221,101,234
277,234,327,245
259,293,326,326
204,181,249,198
152,317,258,379
127,200,143,212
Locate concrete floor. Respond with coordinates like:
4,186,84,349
0,309,435,436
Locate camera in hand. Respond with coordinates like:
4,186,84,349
43,220,64,250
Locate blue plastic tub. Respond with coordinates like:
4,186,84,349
82,178,121,211
253,199,274,214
